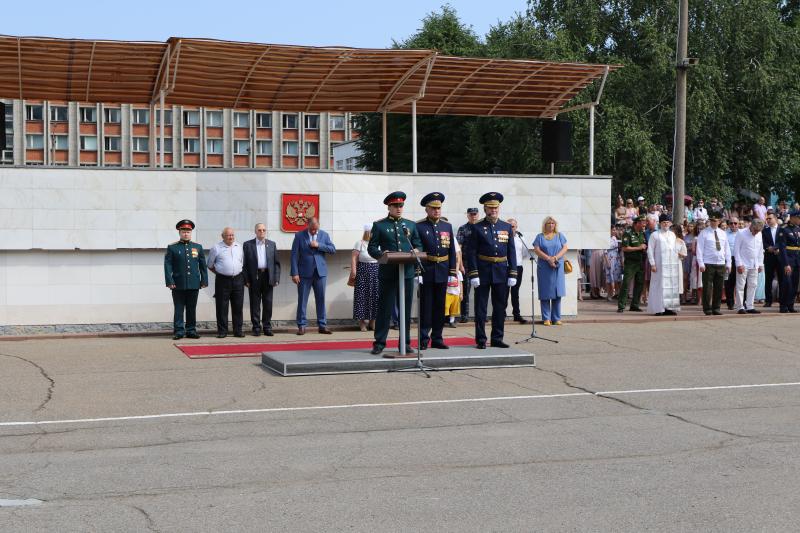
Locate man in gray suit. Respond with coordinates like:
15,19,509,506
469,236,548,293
243,223,281,336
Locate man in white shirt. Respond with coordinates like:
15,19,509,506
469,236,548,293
693,199,709,222
207,227,245,338
734,218,764,313
505,218,530,324
753,196,767,221
695,211,731,315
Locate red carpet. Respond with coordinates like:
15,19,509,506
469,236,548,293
177,337,477,359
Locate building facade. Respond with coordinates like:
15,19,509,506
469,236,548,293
1,99,358,170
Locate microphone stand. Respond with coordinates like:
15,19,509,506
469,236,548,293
516,246,558,345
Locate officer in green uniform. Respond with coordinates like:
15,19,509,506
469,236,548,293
618,215,647,313
368,191,423,355
164,219,208,339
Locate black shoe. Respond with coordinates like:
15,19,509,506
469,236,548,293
234,332,245,338
476,342,486,349
790,308,799,313
459,317,468,324
780,308,789,313
727,306,734,311
318,328,333,334
419,342,428,350
217,333,227,338
712,310,723,315
390,324,399,330
264,330,274,336
654,312,664,316
515,317,529,324
186,333,200,339
737,309,747,315
664,310,677,316
746,309,761,314
629,307,643,312
405,345,413,353
370,345,383,355
252,331,262,337
446,322,457,328
764,302,772,307
617,309,624,313
430,341,449,349
172,334,184,340
704,311,712,315
490,341,510,348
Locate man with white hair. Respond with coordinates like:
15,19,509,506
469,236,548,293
647,214,681,316
733,218,764,313
208,227,245,338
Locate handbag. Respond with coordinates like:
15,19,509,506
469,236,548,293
563,259,573,274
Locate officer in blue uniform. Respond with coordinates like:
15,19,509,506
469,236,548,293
416,192,458,350
777,209,800,313
164,219,209,339
368,192,423,355
465,192,518,349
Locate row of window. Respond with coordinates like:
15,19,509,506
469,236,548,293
25,134,324,156
24,105,350,130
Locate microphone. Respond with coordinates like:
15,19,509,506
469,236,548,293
401,223,410,237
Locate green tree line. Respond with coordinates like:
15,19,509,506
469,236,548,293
355,2,800,204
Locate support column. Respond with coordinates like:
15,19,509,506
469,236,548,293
673,0,689,223
382,110,387,172
159,90,165,168
589,104,595,176
411,100,417,174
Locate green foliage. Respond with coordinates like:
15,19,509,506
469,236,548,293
355,2,800,202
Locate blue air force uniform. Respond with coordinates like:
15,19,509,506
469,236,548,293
368,192,423,353
416,192,458,349
465,193,518,347
776,210,800,312
164,219,209,338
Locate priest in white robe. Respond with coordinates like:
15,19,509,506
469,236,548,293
647,214,681,316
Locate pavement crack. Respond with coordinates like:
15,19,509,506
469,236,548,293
664,412,752,439
131,504,159,532
0,352,55,412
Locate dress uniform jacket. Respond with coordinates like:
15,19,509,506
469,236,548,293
164,240,208,289
465,218,518,284
777,222,800,267
368,216,423,279
416,218,457,283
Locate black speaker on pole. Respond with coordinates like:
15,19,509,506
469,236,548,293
541,120,572,163
0,102,6,152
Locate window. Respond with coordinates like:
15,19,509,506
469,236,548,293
132,137,149,152
349,114,359,130
183,111,200,126
282,114,298,129
233,112,250,128
104,136,121,152
184,138,200,153
50,106,68,122
155,110,172,125
256,113,272,128
206,111,223,127
52,135,69,150
206,139,223,154
256,140,272,155
80,136,97,150
282,141,298,156
104,108,121,123
25,134,44,149
80,107,96,123
335,160,344,170
234,140,250,155
304,141,319,156
304,114,319,130
132,109,150,125
329,115,345,130
156,138,173,153
25,105,43,121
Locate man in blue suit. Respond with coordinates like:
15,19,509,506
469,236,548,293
290,217,336,334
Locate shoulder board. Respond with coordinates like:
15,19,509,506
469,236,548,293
440,216,449,222
416,218,426,224
170,241,180,245
478,217,487,224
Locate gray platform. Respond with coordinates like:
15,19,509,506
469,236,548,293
261,346,535,376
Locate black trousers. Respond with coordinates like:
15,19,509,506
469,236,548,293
764,255,783,305
505,265,524,318
171,289,199,336
724,257,737,309
460,279,472,319
702,264,726,312
374,276,414,350
780,255,800,311
215,273,245,335
248,270,274,333
420,281,447,345
475,282,508,345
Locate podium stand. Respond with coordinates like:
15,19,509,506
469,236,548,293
378,251,427,357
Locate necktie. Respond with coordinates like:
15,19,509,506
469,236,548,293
714,230,721,251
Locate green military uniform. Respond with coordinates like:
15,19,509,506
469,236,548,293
164,219,209,338
368,191,423,353
618,220,646,312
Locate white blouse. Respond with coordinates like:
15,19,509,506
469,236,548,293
353,240,378,263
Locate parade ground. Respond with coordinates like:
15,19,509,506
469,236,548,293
1,311,799,532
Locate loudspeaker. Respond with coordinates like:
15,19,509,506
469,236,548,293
541,120,572,163
0,102,6,152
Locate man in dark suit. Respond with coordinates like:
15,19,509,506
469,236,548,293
290,217,336,334
762,212,782,307
243,223,281,336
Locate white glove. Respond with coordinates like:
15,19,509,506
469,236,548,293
417,276,423,285
507,278,517,287
470,278,480,289
447,276,457,283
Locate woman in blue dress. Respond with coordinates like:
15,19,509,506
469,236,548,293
533,216,569,325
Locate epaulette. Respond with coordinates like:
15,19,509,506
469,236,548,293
416,218,426,224
170,241,180,245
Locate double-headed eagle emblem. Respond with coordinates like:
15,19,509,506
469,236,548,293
285,199,316,226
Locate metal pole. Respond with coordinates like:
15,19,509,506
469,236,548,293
411,99,417,174
673,0,688,223
398,268,406,355
589,104,595,176
382,110,387,172
159,90,165,168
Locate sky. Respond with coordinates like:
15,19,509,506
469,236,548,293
4,0,529,48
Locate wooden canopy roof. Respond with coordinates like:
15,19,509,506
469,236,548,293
0,35,620,118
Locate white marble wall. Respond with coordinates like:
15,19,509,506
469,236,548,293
0,167,607,327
